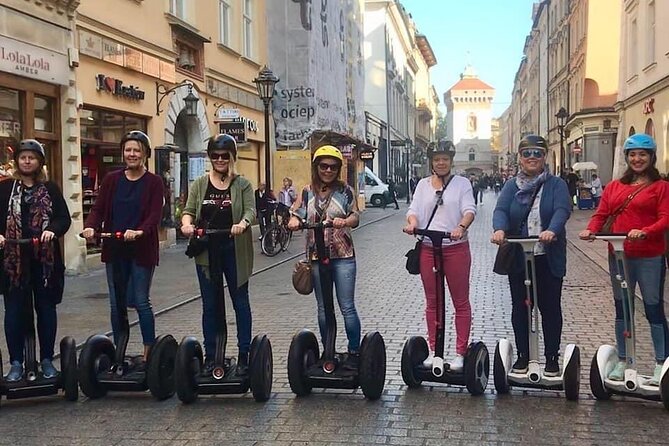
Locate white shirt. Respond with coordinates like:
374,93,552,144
407,176,476,246
526,185,546,255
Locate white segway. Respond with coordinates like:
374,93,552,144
589,234,669,409
493,236,580,400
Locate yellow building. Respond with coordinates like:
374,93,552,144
71,0,268,271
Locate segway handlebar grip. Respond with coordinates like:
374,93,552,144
2,237,41,246
413,228,451,239
194,228,232,238
505,235,539,241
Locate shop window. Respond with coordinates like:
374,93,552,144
34,95,54,133
80,109,102,140
645,118,655,138
101,111,125,143
0,88,22,179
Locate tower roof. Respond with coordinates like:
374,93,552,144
448,64,494,91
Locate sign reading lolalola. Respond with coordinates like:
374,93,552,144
95,74,146,100
0,36,69,85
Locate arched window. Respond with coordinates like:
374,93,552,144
629,126,636,136
645,118,655,138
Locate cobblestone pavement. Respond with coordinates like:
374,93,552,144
1,191,668,445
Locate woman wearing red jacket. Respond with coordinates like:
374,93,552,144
579,133,669,385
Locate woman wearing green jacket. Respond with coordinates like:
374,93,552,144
181,134,256,374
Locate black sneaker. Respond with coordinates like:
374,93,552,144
202,359,215,376
545,355,560,377
512,355,528,373
236,352,249,376
343,352,360,371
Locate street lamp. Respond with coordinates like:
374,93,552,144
253,66,279,191
556,106,568,176
156,81,199,117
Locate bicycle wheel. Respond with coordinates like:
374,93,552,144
280,226,292,252
261,225,281,257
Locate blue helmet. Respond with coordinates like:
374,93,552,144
623,133,656,153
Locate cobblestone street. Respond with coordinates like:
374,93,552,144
1,193,668,445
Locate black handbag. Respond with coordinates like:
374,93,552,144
185,235,208,258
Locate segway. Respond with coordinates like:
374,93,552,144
0,237,78,405
77,232,177,400
401,229,489,395
493,236,580,400
589,234,669,408
287,219,386,400
174,228,273,403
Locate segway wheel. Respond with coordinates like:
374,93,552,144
175,337,203,404
287,330,319,397
359,331,386,400
401,336,428,388
563,346,580,401
78,335,115,399
589,353,611,400
465,342,489,396
493,342,510,395
250,334,273,402
59,336,79,401
147,335,178,400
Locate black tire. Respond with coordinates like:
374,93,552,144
371,195,384,207
287,330,319,397
401,336,428,388
250,334,273,402
78,335,115,399
261,226,281,257
493,342,510,395
661,366,669,411
465,342,489,396
589,353,611,400
563,346,580,401
280,226,292,252
147,335,178,400
59,336,79,401
175,337,203,404
359,331,386,400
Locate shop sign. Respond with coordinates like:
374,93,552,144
124,47,143,72
0,119,20,137
102,39,124,66
219,121,246,143
643,98,655,114
359,150,374,161
216,108,240,120
0,36,69,85
572,145,582,154
242,117,258,133
79,30,102,59
95,74,146,100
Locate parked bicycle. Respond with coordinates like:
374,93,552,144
260,200,292,256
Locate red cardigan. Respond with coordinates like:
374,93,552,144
587,179,669,258
85,169,164,267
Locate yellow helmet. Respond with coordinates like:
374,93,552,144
312,145,343,163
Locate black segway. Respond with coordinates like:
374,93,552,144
589,234,669,408
287,220,386,400
493,236,580,400
401,229,489,395
0,237,78,405
77,232,177,400
174,228,273,403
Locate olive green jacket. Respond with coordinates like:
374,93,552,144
183,174,256,286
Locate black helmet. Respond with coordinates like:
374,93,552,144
14,139,45,162
428,139,456,159
207,133,237,160
518,135,548,152
120,130,152,158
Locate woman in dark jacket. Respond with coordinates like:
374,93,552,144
83,131,164,364
0,139,71,381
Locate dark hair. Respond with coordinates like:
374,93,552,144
620,165,661,184
310,158,344,192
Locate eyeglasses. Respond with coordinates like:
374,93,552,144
210,152,231,161
520,149,546,159
318,162,340,172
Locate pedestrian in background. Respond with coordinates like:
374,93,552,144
180,134,256,375
491,134,572,377
566,168,579,206
403,139,476,371
83,131,163,365
579,133,669,385
591,173,603,208
255,182,274,239
0,139,71,381
288,145,362,368
385,177,400,210
278,176,296,222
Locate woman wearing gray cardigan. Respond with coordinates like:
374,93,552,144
181,134,256,375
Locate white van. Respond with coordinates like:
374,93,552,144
363,167,390,207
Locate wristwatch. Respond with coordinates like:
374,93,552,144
458,224,468,230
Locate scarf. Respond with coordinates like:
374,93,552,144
515,168,549,205
4,180,55,288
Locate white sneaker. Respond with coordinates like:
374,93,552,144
448,354,464,372
422,353,434,368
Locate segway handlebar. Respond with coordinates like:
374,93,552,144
505,235,539,241
1,237,42,246
78,231,140,241
413,228,451,239
301,221,334,230
193,228,231,238
593,233,631,240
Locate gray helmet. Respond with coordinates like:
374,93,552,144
14,139,45,162
428,139,456,159
207,133,237,160
120,130,152,158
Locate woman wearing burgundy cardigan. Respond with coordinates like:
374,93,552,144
83,131,164,362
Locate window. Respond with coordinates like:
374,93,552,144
645,118,655,138
169,0,186,19
629,126,636,136
469,148,476,162
646,1,655,66
629,18,638,76
219,0,231,46
243,0,253,58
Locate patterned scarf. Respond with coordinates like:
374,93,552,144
515,168,549,205
4,180,55,288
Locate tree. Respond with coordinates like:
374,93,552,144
435,113,447,141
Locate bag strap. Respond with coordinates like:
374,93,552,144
419,175,454,241
609,182,650,219
517,183,542,234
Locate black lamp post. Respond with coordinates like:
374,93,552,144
556,106,568,175
156,81,199,117
253,66,279,192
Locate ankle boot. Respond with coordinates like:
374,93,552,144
236,352,249,375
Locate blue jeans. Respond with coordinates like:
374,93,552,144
105,260,156,346
608,254,669,362
3,261,57,362
196,238,251,359
311,257,361,352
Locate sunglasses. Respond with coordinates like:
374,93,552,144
520,149,546,159
318,162,340,172
210,152,231,161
